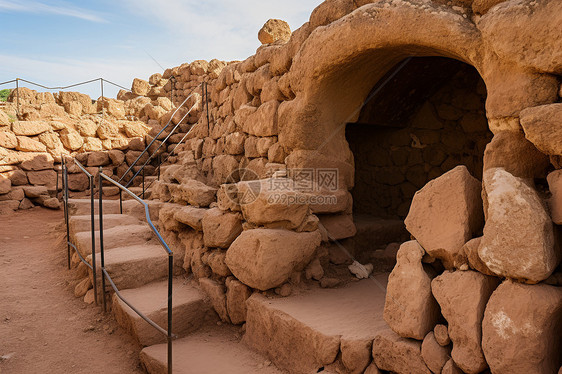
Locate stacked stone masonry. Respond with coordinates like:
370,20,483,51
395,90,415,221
3,0,562,373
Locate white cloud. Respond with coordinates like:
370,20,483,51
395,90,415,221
0,0,107,23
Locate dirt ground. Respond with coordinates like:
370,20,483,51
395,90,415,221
0,207,143,374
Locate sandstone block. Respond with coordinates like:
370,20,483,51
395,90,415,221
173,206,206,231
177,179,217,207
202,208,242,249
0,131,17,149
11,121,50,136
318,214,356,240
60,128,83,150
462,237,494,276
225,228,321,291
547,169,562,225
225,278,252,325
433,324,450,347
405,165,483,269
131,78,150,96
76,119,98,137
22,185,49,198
372,329,431,374
432,270,499,374
0,177,11,194
341,337,372,374
383,240,440,340
5,169,27,185
199,278,230,323
19,153,54,171
87,151,110,167
16,136,47,152
482,280,562,374
27,170,56,188
242,100,279,137
479,168,558,283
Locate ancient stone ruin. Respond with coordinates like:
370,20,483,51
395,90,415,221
1,0,562,373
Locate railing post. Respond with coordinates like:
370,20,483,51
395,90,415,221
99,167,107,313
15,78,19,118
142,167,145,199
119,189,123,214
63,158,70,270
168,254,173,374
90,174,98,306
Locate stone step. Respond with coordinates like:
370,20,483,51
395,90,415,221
67,198,137,216
244,275,390,374
72,224,155,258
88,244,171,291
69,213,141,236
113,278,216,347
140,325,285,374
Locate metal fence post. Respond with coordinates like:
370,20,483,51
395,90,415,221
63,158,70,270
99,167,107,313
168,254,173,374
90,174,98,306
15,78,19,118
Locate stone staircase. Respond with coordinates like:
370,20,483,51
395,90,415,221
65,199,405,374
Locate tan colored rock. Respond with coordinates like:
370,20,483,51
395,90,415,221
11,121,50,136
0,177,11,194
472,0,506,15
199,278,230,323
547,169,562,225
131,78,150,96
384,240,440,340
479,168,558,283
433,324,451,347
340,338,372,374
22,185,48,198
363,364,382,374
405,165,483,269
19,153,54,171
0,111,10,126
242,101,279,137
96,121,119,140
421,331,451,374
74,277,92,297
202,208,242,248
225,228,321,291
318,214,356,240
177,179,217,207
27,170,56,188
82,137,103,152
258,19,291,45
76,119,98,137
372,329,431,374
37,131,63,150
478,1,562,74
442,359,464,374
305,257,324,281
123,121,149,138
19,198,34,210
482,280,562,374
108,149,125,166
60,128,83,150
67,173,89,191
87,151,110,167
520,104,562,156
462,237,494,276
238,178,310,229
483,131,549,178
432,270,499,374
225,132,246,155
226,278,252,325
0,131,17,149
0,199,20,213
173,206,206,231
16,136,47,152
6,169,27,185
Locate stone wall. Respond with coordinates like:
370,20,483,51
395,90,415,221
134,0,562,372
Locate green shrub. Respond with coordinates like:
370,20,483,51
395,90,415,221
0,89,11,102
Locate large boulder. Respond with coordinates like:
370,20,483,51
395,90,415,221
19,153,54,171
520,104,562,156
421,331,451,374
11,121,50,136
404,166,483,269
258,19,292,45
547,170,562,224
131,78,150,96
479,168,558,283
482,280,562,374
431,270,500,374
0,131,17,149
225,228,321,290
383,240,440,340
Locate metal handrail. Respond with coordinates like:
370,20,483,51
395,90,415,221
62,157,99,306
97,170,174,374
117,83,203,187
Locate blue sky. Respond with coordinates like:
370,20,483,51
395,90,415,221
0,0,323,98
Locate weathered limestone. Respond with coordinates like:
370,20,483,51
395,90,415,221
520,104,562,156
479,168,558,283
201,208,242,248
482,280,562,374
11,121,50,136
405,166,483,269
547,170,562,225
258,19,292,45
199,278,230,323
432,270,499,374
225,229,321,290
383,241,440,340
225,278,252,325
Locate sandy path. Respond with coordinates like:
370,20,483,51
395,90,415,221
0,207,143,374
